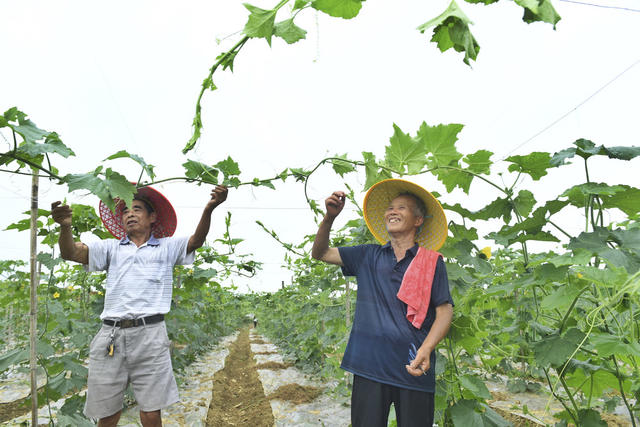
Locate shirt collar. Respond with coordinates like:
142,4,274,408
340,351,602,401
382,241,420,257
119,234,160,246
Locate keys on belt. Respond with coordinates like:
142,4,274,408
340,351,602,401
107,328,116,357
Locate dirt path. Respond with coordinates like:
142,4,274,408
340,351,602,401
206,327,274,426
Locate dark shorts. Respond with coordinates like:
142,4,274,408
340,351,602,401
351,375,434,427
83,321,178,419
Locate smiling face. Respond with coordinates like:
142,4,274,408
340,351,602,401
121,199,156,236
384,195,424,238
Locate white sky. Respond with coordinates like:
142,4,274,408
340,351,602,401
1,0,639,292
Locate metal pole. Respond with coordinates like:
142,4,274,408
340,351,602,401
29,169,39,425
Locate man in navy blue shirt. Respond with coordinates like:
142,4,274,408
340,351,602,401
311,179,453,427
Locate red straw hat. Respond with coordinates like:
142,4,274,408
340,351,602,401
99,185,177,239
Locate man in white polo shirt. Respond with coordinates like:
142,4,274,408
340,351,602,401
51,184,227,427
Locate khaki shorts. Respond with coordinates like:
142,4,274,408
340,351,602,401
83,321,178,419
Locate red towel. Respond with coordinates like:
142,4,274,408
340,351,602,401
397,247,441,329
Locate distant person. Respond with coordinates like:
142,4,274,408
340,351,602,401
311,179,453,427
51,184,227,427
253,316,258,328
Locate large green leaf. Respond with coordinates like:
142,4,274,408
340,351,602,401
18,132,74,159
417,0,479,66
274,18,307,44
243,3,277,45
62,169,136,211
590,332,640,358
533,328,585,367
540,284,585,311
459,374,492,399
384,124,427,174
105,150,156,180
434,165,474,194
312,0,363,19
569,228,640,272
505,152,552,180
418,122,464,167
515,0,561,28
551,139,640,164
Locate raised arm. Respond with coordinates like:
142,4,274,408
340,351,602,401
311,191,345,266
51,201,89,264
187,185,228,254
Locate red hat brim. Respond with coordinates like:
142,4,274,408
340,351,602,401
99,185,177,239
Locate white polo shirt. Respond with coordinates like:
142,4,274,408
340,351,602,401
85,234,195,320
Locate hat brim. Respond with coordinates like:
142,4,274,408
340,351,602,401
99,185,177,239
363,179,447,250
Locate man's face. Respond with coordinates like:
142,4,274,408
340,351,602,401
384,195,424,236
121,200,156,235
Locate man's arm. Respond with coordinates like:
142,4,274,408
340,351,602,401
187,185,228,254
51,201,89,264
406,303,453,376
311,191,345,266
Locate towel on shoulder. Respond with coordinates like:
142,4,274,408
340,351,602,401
397,247,442,329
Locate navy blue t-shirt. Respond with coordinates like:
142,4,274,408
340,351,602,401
338,243,453,393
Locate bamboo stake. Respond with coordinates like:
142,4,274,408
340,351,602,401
29,168,39,426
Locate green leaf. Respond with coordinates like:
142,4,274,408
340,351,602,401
540,284,585,311
505,152,552,180
384,124,427,174
363,151,391,191
418,122,464,167
243,3,277,45
459,374,492,399
576,408,607,427
417,0,479,66
449,399,510,427
463,149,493,174
215,156,241,177
433,166,473,194
105,150,156,180
18,132,75,159
533,328,585,367
602,185,640,217
294,0,311,10
274,18,307,44
515,0,561,28
590,332,640,358
331,154,356,177
6,115,49,144
569,228,640,272
513,190,535,217
0,347,29,371
62,170,136,212
312,0,363,19
183,160,219,184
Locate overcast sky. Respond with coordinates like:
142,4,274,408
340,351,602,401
1,0,639,292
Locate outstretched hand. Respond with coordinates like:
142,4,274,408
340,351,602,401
206,185,228,210
325,191,346,219
51,201,73,227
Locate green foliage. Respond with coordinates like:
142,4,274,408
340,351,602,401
417,0,480,66
312,0,363,19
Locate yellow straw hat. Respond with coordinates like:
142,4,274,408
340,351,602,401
363,179,448,250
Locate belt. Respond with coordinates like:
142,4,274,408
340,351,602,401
103,314,164,328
